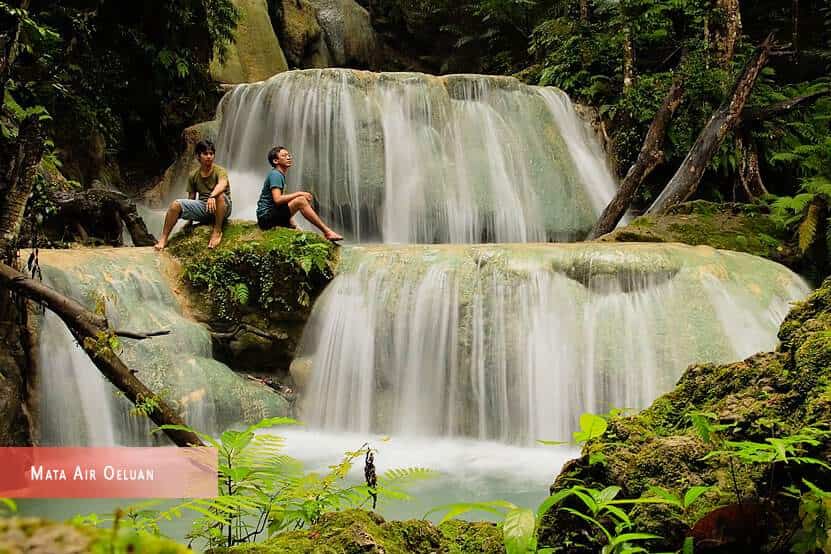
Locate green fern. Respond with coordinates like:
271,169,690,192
798,201,821,253
229,282,249,305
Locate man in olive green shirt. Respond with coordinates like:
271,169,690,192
154,140,232,250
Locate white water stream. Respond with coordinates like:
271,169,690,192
215,70,618,242
299,244,809,444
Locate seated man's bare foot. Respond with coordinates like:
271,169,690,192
154,239,167,251
208,231,223,249
323,231,343,242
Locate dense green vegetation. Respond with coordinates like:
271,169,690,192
1,0,238,185
366,0,830,210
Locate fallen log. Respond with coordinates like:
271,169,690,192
49,188,156,246
647,34,776,215
0,262,202,447
588,76,685,239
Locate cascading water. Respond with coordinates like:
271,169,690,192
297,244,809,445
34,248,289,446
215,69,618,242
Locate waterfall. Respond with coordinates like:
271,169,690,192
215,69,617,243
297,243,809,445
35,248,290,446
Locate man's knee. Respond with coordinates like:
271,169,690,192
291,197,309,210
169,200,182,215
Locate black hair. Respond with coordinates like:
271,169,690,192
267,146,287,168
195,140,216,157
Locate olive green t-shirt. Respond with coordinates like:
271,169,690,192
187,165,230,201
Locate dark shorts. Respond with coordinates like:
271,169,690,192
257,204,292,230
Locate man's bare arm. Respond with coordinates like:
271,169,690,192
271,188,312,206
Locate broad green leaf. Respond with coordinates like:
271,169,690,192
503,508,535,554
683,486,712,508
573,413,608,444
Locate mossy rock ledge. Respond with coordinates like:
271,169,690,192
167,222,339,379
538,275,831,552
208,509,503,553
0,517,189,553
598,200,827,282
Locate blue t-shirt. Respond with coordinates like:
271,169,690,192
257,168,286,218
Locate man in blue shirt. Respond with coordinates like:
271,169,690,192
256,146,343,242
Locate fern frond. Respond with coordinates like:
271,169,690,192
799,202,822,253
230,282,249,305
379,467,440,486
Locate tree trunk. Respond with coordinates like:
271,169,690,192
623,27,635,92
792,0,799,61
0,116,44,257
736,129,767,200
588,77,685,239
0,262,203,447
646,34,775,215
580,0,590,23
714,0,742,65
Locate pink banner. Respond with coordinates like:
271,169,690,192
0,447,218,498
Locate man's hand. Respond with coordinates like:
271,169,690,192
207,197,216,213
298,191,313,202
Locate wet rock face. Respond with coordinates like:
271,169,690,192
537,275,831,553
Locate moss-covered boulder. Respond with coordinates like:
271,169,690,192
537,276,831,552
0,517,189,553
168,222,338,378
210,0,288,83
600,200,791,260
208,509,503,553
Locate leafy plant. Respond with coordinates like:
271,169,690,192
153,417,436,549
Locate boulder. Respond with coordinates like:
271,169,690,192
211,0,288,83
168,222,339,379
306,0,381,68
278,0,324,68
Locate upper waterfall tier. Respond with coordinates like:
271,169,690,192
297,243,809,444
35,248,289,446
215,69,618,243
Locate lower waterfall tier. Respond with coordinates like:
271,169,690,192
35,248,290,446
298,243,809,444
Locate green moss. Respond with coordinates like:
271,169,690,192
168,222,338,323
0,517,190,553
211,509,500,554
601,201,794,266
438,520,503,553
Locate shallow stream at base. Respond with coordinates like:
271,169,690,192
18,429,574,545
